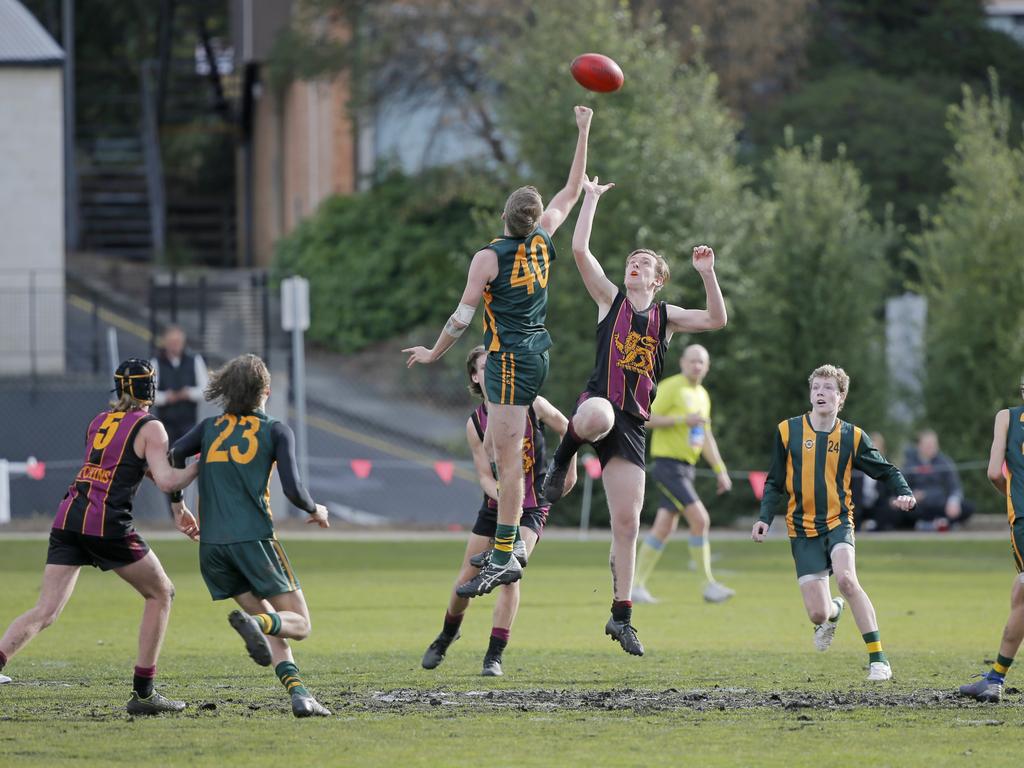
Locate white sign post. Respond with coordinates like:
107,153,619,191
281,277,311,494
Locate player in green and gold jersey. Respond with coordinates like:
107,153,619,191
405,105,593,597
959,376,1024,703
169,354,332,718
634,344,735,605
752,364,916,681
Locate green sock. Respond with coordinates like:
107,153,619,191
990,654,1013,681
863,630,887,664
688,535,714,583
254,613,282,636
275,661,309,697
634,534,665,588
492,523,517,565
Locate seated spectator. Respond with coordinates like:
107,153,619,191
902,429,974,531
851,431,893,531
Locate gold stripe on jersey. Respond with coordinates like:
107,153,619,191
483,290,501,352
96,420,136,537
781,420,797,537
1009,468,1017,526
800,418,817,536
824,429,841,530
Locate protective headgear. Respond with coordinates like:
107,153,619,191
113,358,156,405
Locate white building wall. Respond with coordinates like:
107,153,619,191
0,67,65,374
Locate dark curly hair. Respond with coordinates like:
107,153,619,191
205,354,271,414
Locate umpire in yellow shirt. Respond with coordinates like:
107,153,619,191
633,344,734,603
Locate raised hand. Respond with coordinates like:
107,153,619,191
692,244,716,274
582,174,615,197
575,105,593,130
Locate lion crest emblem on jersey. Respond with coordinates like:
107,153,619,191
613,331,657,376
521,435,535,475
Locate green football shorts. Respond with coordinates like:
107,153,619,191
199,539,300,600
484,350,549,406
789,524,856,580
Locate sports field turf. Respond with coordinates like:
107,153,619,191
0,535,1021,767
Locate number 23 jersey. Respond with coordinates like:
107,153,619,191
481,227,556,354
188,411,312,544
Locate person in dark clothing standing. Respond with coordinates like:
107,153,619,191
903,429,974,531
151,325,208,516
152,325,208,446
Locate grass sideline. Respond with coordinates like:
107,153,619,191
0,537,1022,767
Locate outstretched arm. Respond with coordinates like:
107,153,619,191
571,176,619,313
404,248,498,367
987,409,1010,496
665,246,727,334
141,420,198,493
539,106,593,236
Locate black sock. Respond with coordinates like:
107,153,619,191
133,665,156,698
611,600,633,623
488,629,509,657
0,650,7,671
553,421,584,467
443,610,464,640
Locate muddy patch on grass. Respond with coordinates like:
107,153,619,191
353,687,1019,713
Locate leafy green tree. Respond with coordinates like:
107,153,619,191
716,137,895,471
273,168,488,355
911,77,1024,496
749,69,953,229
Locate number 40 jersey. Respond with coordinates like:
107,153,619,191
171,411,316,545
481,227,557,354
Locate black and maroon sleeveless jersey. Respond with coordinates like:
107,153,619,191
53,409,155,537
583,291,669,420
470,402,547,510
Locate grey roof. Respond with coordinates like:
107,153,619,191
0,0,64,66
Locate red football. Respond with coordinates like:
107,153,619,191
570,53,624,93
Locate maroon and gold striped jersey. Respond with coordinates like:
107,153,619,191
583,291,669,420
54,409,154,538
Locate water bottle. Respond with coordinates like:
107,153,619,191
689,423,705,449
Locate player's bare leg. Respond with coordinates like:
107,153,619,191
233,590,329,717
0,564,80,668
542,397,613,502
115,553,185,713
831,545,890,679
798,574,844,652
457,404,527,597
603,457,645,656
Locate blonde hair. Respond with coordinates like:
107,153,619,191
629,248,670,292
108,393,147,412
504,186,543,238
808,364,850,410
205,354,271,414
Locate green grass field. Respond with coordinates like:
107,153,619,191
0,535,1021,767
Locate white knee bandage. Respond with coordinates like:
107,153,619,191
797,571,829,585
